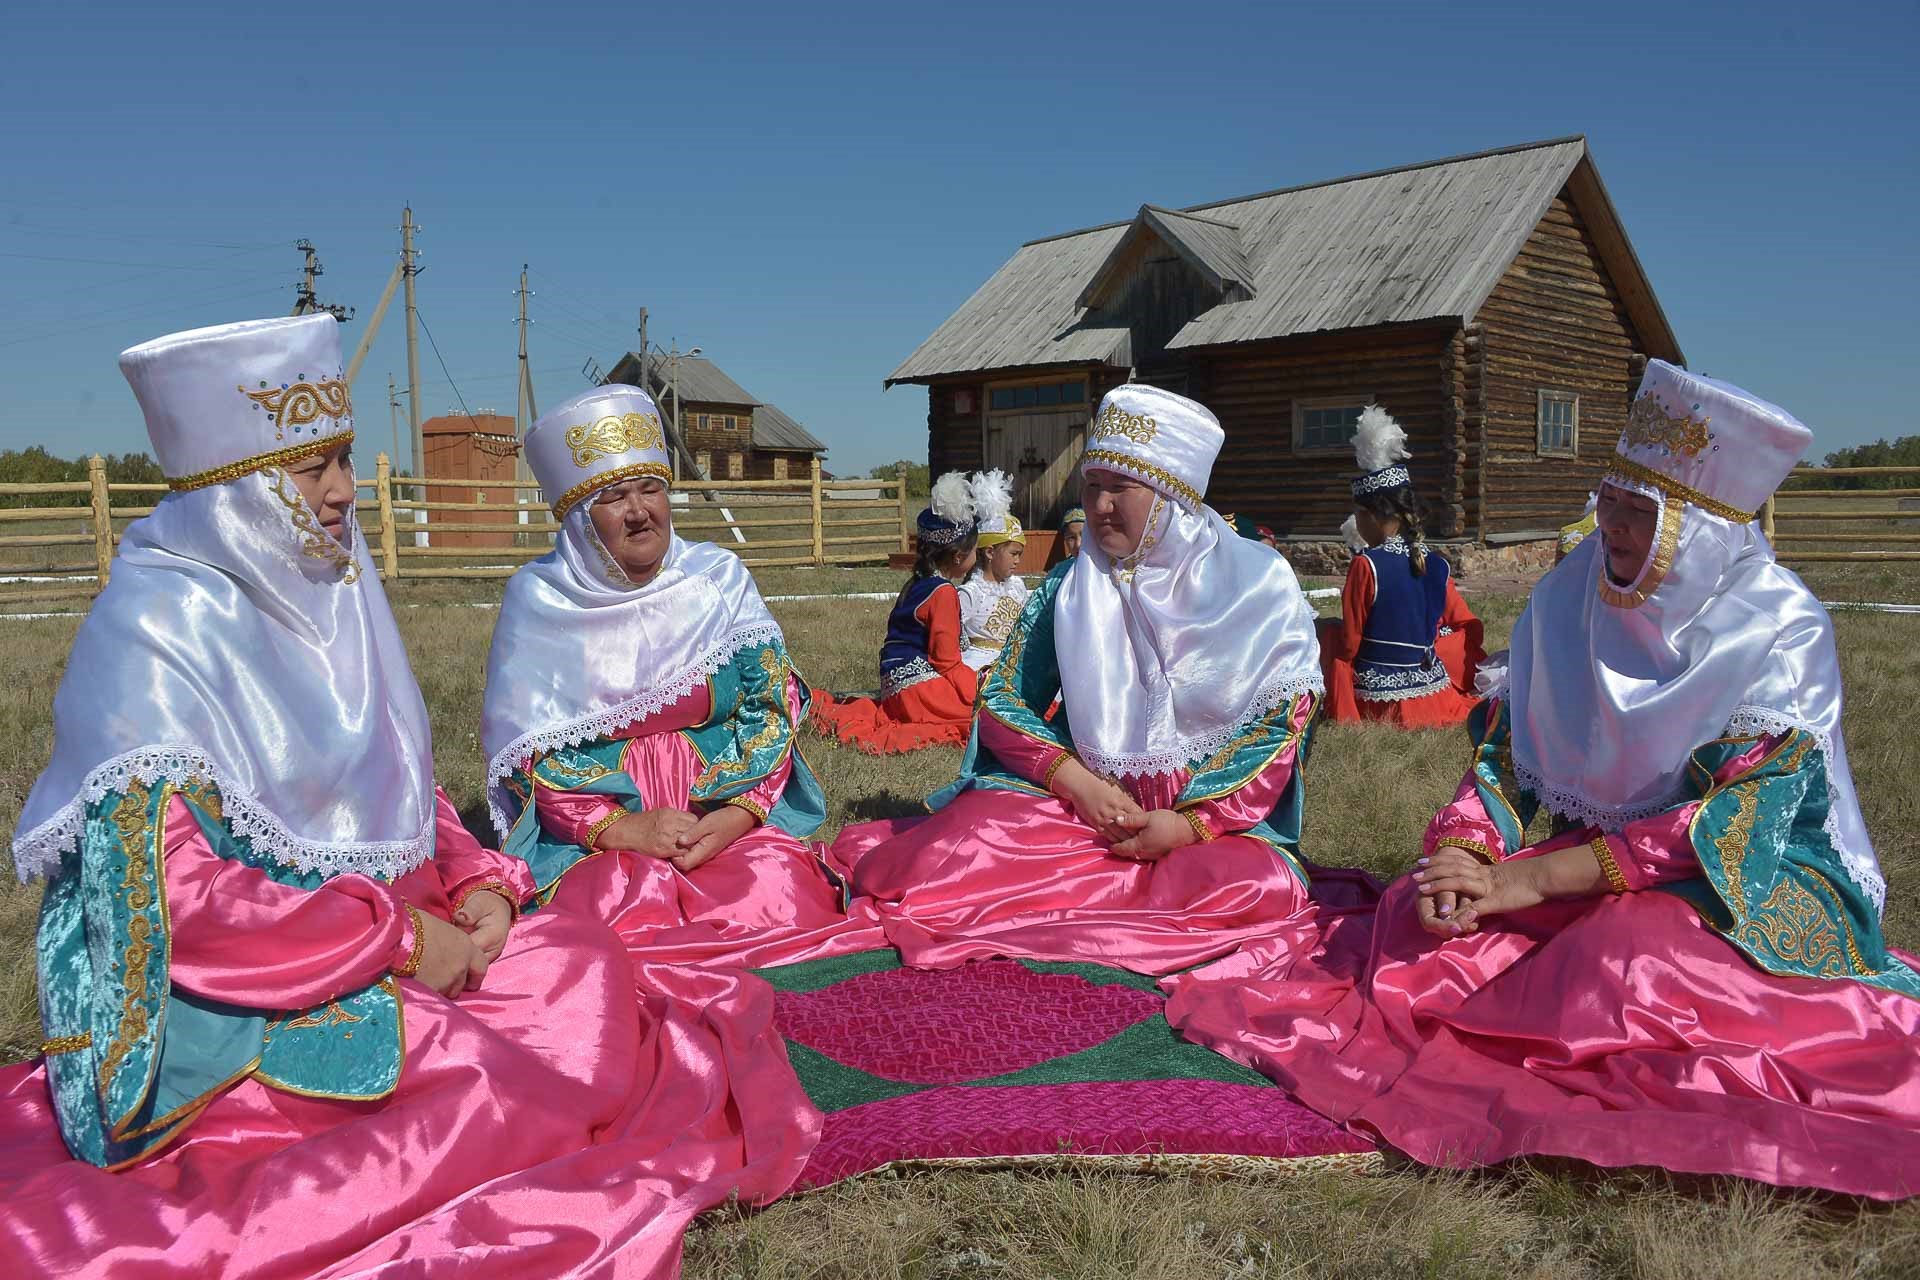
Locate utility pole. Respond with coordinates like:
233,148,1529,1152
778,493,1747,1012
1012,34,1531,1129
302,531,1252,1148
637,307,649,402
292,240,353,322
513,264,537,508
388,373,402,475
401,207,423,492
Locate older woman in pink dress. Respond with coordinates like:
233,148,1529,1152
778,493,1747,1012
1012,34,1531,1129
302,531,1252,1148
0,317,817,1277
830,385,1368,975
1169,361,1920,1199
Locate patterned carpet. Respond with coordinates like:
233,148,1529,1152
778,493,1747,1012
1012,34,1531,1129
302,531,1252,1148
753,951,1379,1190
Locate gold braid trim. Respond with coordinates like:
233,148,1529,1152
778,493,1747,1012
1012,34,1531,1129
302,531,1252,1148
724,795,770,824
552,462,673,518
1041,750,1077,791
1434,836,1495,865
1591,835,1631,895
1180,809,1216,845
1080,450,1203,508
168,431,354,492
394,905,428,978
584,808,626,852
453,880,521,923
41,1032,92,1056
1605,455,1754,523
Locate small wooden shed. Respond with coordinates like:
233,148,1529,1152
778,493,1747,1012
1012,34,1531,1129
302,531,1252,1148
886,136,1684,540
421,411,522,549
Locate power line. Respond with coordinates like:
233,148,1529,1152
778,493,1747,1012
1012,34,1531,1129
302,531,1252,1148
0,219,286,251
0,248,282,272
0,270,287,342
0,284,290,349
413,308,488,433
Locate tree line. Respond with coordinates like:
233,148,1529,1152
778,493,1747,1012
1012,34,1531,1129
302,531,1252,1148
0,447,166,508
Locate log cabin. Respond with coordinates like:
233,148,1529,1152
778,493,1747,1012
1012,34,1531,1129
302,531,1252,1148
886,136,1683,542
604,353,828,481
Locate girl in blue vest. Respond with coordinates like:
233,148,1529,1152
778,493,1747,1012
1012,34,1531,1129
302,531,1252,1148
1319,406,1483,727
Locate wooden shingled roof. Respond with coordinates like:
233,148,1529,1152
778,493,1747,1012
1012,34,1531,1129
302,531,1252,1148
886,137,1681,386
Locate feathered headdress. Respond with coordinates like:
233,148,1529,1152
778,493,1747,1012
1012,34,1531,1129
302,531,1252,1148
971,470,1026,548
1351,404,1413,499
918,470,978,547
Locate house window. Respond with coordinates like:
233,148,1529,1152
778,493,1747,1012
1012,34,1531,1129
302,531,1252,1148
695,450,712,475
696,414,710,430
727,452,744,480
772,456,789,480
1292,398,1368,454
988,379,1088,412
1537,391,1579,457
724,415,737,430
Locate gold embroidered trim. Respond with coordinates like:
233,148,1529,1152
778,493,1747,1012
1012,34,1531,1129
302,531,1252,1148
1042,750,1076,791
566,412,665,466
41,1032,92,1056
1590,835,1630,894
693,648,791,791
1180,808,1216,845
454,880,521,923
239,376,352,443
1624,393,1712,458
168,430,354,492
99,781,158,1101
1091,403,1158,445
394,905,427,978
552,461,673,517
724,795,770,824
1434,836,1495,865
584,808,626,853
1596,487,1682,610
1080,450,1203,508
1604,454,1753,523
265,467,359,583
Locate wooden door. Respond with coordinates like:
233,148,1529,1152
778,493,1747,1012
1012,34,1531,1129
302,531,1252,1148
985,410,1089,529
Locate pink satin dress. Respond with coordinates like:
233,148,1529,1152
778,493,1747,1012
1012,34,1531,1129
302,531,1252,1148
829,695,1373,975
0,789,820,1277
1167,735,1920,1200
536,679,880,971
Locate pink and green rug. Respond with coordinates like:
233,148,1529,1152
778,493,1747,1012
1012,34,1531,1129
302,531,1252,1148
753,951,1378,1190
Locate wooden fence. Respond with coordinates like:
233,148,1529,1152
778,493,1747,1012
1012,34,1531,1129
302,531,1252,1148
1762,465,1920,563
0,455,913,608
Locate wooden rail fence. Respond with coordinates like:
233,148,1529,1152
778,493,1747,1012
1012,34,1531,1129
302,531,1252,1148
0,455,914,608
1762,465,1920,563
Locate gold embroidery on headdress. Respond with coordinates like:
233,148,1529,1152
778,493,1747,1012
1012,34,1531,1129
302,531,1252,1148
566,412,665,466
1091,403,1158,445
1624,394,1712,458
239,377,352,443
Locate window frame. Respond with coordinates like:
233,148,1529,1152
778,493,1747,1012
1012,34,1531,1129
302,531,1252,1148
1290,395,1372,456
694,449,712,475
986,374,1091,416
1536,389,1580,458
726,451,745,480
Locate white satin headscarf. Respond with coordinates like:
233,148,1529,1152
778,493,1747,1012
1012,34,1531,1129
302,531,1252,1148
480,506,782,835
1498,485,1883,909
12,472,437,883
1052,487,1323,780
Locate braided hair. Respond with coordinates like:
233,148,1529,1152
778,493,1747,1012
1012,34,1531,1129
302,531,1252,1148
1356,485,1430,576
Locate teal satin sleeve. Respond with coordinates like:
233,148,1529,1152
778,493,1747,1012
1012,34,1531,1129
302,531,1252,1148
37,781,403,1169
504,737,643,900
684,638,826,838
1172,692,1316,885
1664,730,1920,999
1464,699,1537,858
930,565,1073,810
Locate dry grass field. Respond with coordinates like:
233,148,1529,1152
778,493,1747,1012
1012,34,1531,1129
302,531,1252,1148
0,563,1916,1278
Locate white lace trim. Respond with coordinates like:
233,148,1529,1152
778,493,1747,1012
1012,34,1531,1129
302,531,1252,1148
482,622,784,836
11,747,434,884
1073,671,1325,781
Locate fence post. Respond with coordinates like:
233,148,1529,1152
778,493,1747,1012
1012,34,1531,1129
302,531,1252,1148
896,463,912,552
375,453,401,581
86,454,113,592
809,458,826,566
1760,493,1776,544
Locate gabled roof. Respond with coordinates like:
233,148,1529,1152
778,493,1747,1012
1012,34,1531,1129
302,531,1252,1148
1079,205,1257,309
886,137,1682,386
608,352,761,406
752,402,827,452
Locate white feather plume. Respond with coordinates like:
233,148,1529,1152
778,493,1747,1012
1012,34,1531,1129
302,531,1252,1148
968,469,1013,529
1339,513,1367,553
1352,405,1410,473
929,471,974,524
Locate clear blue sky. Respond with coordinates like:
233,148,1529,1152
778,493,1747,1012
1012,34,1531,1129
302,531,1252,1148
2,0,1914,476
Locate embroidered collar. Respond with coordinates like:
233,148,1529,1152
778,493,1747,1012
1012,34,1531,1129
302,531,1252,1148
1374,536,1410,556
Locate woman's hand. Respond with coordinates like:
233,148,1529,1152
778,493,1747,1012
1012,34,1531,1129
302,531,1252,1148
453,889,514,963
671,805,756,874
1411,847,1545,935
1051,758,1147,843
599,808,699,860
412,911,488,997
1108,810,1197,862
